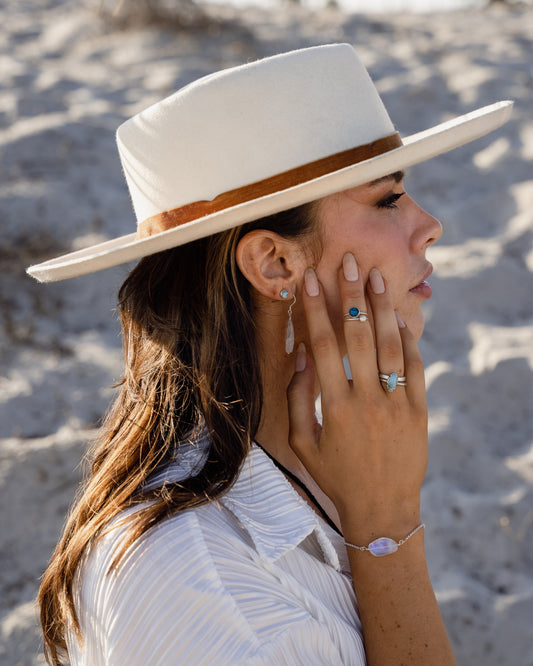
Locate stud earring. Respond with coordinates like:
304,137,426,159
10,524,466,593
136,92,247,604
281,291,296,354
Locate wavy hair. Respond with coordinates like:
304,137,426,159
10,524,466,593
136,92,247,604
39,202,319,665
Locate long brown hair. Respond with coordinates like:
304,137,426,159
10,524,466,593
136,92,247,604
39,202,319,665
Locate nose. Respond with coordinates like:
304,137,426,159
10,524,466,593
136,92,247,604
412,201,442,252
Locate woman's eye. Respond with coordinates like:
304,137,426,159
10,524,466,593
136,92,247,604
376,192,405,209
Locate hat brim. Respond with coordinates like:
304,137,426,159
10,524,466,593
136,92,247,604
27,100,512,283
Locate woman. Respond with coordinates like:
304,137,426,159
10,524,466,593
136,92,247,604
28,44,512,665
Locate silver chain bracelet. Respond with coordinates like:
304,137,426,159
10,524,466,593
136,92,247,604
345,523,425,557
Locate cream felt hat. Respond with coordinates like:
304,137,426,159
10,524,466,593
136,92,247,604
27,43,512,283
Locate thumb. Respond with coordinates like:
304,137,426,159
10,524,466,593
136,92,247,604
287,344,321,465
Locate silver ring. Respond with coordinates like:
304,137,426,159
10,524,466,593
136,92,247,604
379,372,406,392
344,307,369,322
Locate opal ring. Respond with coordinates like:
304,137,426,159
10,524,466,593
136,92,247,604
379,372,406,392
343,307,369,322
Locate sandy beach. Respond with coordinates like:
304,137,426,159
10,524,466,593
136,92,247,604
1,0,532,664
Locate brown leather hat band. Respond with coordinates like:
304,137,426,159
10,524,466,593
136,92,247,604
137,131,402,239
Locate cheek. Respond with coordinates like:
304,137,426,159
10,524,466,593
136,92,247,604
381,281,426,340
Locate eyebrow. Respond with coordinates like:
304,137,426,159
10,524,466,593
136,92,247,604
367,170,405,188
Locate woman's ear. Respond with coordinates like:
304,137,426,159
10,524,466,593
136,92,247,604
236,230,302,300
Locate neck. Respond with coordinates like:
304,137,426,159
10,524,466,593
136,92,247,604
255,343,298,467
251,292,303,469
256,347,342,533
252,300,342,532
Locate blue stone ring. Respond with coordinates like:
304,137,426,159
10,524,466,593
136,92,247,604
379,372,407,392
343,306,369,322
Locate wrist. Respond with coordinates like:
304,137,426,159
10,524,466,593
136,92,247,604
339,504,421,547
344,523,425,557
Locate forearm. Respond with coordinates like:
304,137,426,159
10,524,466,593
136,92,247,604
345,526,456,666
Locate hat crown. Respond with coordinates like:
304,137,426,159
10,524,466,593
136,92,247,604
116,43,395,225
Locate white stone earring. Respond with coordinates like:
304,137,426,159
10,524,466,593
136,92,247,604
280,289,296,354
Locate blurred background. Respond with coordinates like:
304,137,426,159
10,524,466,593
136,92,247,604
1,0,532,664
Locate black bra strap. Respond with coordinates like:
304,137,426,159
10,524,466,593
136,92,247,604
255,442,342,537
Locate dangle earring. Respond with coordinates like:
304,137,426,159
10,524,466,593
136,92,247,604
280,289,296,354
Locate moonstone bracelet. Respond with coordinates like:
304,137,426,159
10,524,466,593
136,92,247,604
345,523,425,557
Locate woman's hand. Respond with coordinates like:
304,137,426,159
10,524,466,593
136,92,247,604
287,252,428,543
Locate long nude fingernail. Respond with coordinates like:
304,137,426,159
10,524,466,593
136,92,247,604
295,342,307,372
395,311,406,328
369,268,385,294
304,268,319,297
343,252,359,282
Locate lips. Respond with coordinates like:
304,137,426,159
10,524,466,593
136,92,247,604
409,264,433,297
410,264,433,289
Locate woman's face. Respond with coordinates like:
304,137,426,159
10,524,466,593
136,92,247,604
312,172,442,341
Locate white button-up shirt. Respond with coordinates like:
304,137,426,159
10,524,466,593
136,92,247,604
68,436,366,665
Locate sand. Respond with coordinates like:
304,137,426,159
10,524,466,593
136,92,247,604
1,1,532,664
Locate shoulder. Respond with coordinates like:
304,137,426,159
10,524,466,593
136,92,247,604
68,475,364,665
70,503,260,664
80,499,255,598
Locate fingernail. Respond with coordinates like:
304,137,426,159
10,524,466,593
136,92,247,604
343,252,358,282
369,268,385,294
395,311,406,328
304,268,319,297
295,342,306,372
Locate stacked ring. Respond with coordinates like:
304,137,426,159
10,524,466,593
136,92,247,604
379,372,407,392
344,307,369,322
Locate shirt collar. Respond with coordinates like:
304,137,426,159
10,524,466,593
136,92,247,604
220,444,341,570
145,432,342,570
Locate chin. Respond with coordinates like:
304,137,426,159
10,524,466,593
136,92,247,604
407,311,425,341
406,316,424,341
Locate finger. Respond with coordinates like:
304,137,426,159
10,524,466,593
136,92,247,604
397,320,427,409
286,345,322,467
339,253,379,388
366,268,405,392
302,267,348,403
